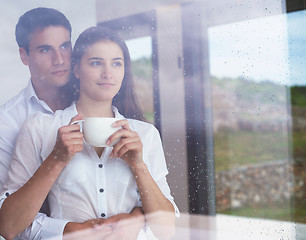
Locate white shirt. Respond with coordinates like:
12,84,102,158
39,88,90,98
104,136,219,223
1,103,179,238
0,81,53,189
0,81,69,239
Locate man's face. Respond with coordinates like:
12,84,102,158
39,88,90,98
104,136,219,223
20,26,72,92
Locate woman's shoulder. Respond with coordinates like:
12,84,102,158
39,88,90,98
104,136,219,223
127,118,155,129
127,119,160,138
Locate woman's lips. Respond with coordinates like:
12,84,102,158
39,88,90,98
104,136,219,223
97,83,114,87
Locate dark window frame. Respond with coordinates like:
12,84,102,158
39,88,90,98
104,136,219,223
182,2,216,215
286,0,306,12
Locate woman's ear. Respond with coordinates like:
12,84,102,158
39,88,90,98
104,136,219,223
73,64,80,79
19,48,29,66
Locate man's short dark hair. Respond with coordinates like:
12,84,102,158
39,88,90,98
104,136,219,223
15,7,72,53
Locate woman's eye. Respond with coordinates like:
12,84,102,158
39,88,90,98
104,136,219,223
113,61,122,67
90,61,102,66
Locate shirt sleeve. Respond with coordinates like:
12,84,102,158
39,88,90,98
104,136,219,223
16,214,68,240
0,110,19,191
2,114,43,195
143,125,180,217
0,115,68,239
0,194,68,240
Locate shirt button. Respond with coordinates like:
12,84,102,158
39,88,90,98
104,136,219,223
101,213,106,217
98,164,103,168
99,188,104,193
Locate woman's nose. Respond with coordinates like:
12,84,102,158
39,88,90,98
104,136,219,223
102,65,112,79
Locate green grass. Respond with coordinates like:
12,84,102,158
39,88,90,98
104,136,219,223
220,204,292,222
214,130,289,172
292,130,306,160
293,205,306,224
220,202,306,224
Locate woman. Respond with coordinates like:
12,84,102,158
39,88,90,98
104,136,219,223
0,26,178,239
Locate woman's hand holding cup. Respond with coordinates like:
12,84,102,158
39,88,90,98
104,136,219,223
108,119,143,168
51,114,84,165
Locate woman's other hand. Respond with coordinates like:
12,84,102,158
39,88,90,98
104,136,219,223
107,119,143,168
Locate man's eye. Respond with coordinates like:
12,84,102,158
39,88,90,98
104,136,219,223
40,48,49,53
61,43,72,50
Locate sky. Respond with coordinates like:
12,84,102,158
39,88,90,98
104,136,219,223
126,37,152,60
208,10,306,86
286,10,306,86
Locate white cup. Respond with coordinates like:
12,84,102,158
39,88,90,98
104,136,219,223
71,118,121,147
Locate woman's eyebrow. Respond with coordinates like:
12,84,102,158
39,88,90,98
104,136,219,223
87,57,124,61
113,57,124,61
88,57,103,60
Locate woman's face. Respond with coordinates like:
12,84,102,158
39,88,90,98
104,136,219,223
75,40,125,104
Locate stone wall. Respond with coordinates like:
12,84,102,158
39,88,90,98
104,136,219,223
215,160,305,211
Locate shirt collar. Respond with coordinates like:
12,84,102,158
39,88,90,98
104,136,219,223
61,102,78,125
112,106,125,120
24,80,38,103
25,80,54,114
112,106,133,131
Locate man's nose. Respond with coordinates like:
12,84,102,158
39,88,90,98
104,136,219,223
53,49,64,65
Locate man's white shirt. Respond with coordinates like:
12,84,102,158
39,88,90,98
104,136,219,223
0,81,68,239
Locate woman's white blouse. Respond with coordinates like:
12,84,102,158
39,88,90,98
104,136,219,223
3,103,179,223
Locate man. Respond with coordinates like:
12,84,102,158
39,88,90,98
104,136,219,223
0,7,73,239
0,8,144,240
0,7,72,190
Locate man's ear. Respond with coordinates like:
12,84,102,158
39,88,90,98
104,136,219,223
19,48,29,66
73,64,80,79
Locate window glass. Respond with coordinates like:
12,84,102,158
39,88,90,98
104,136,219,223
209,11,306,224
126,37,155,123
1,1,306,239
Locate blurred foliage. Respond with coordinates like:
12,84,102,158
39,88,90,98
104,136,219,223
131,57,154,124
211,76,287,105
291,86,306,106
131,57,152,81
290,86,306,163
214,130,288,172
